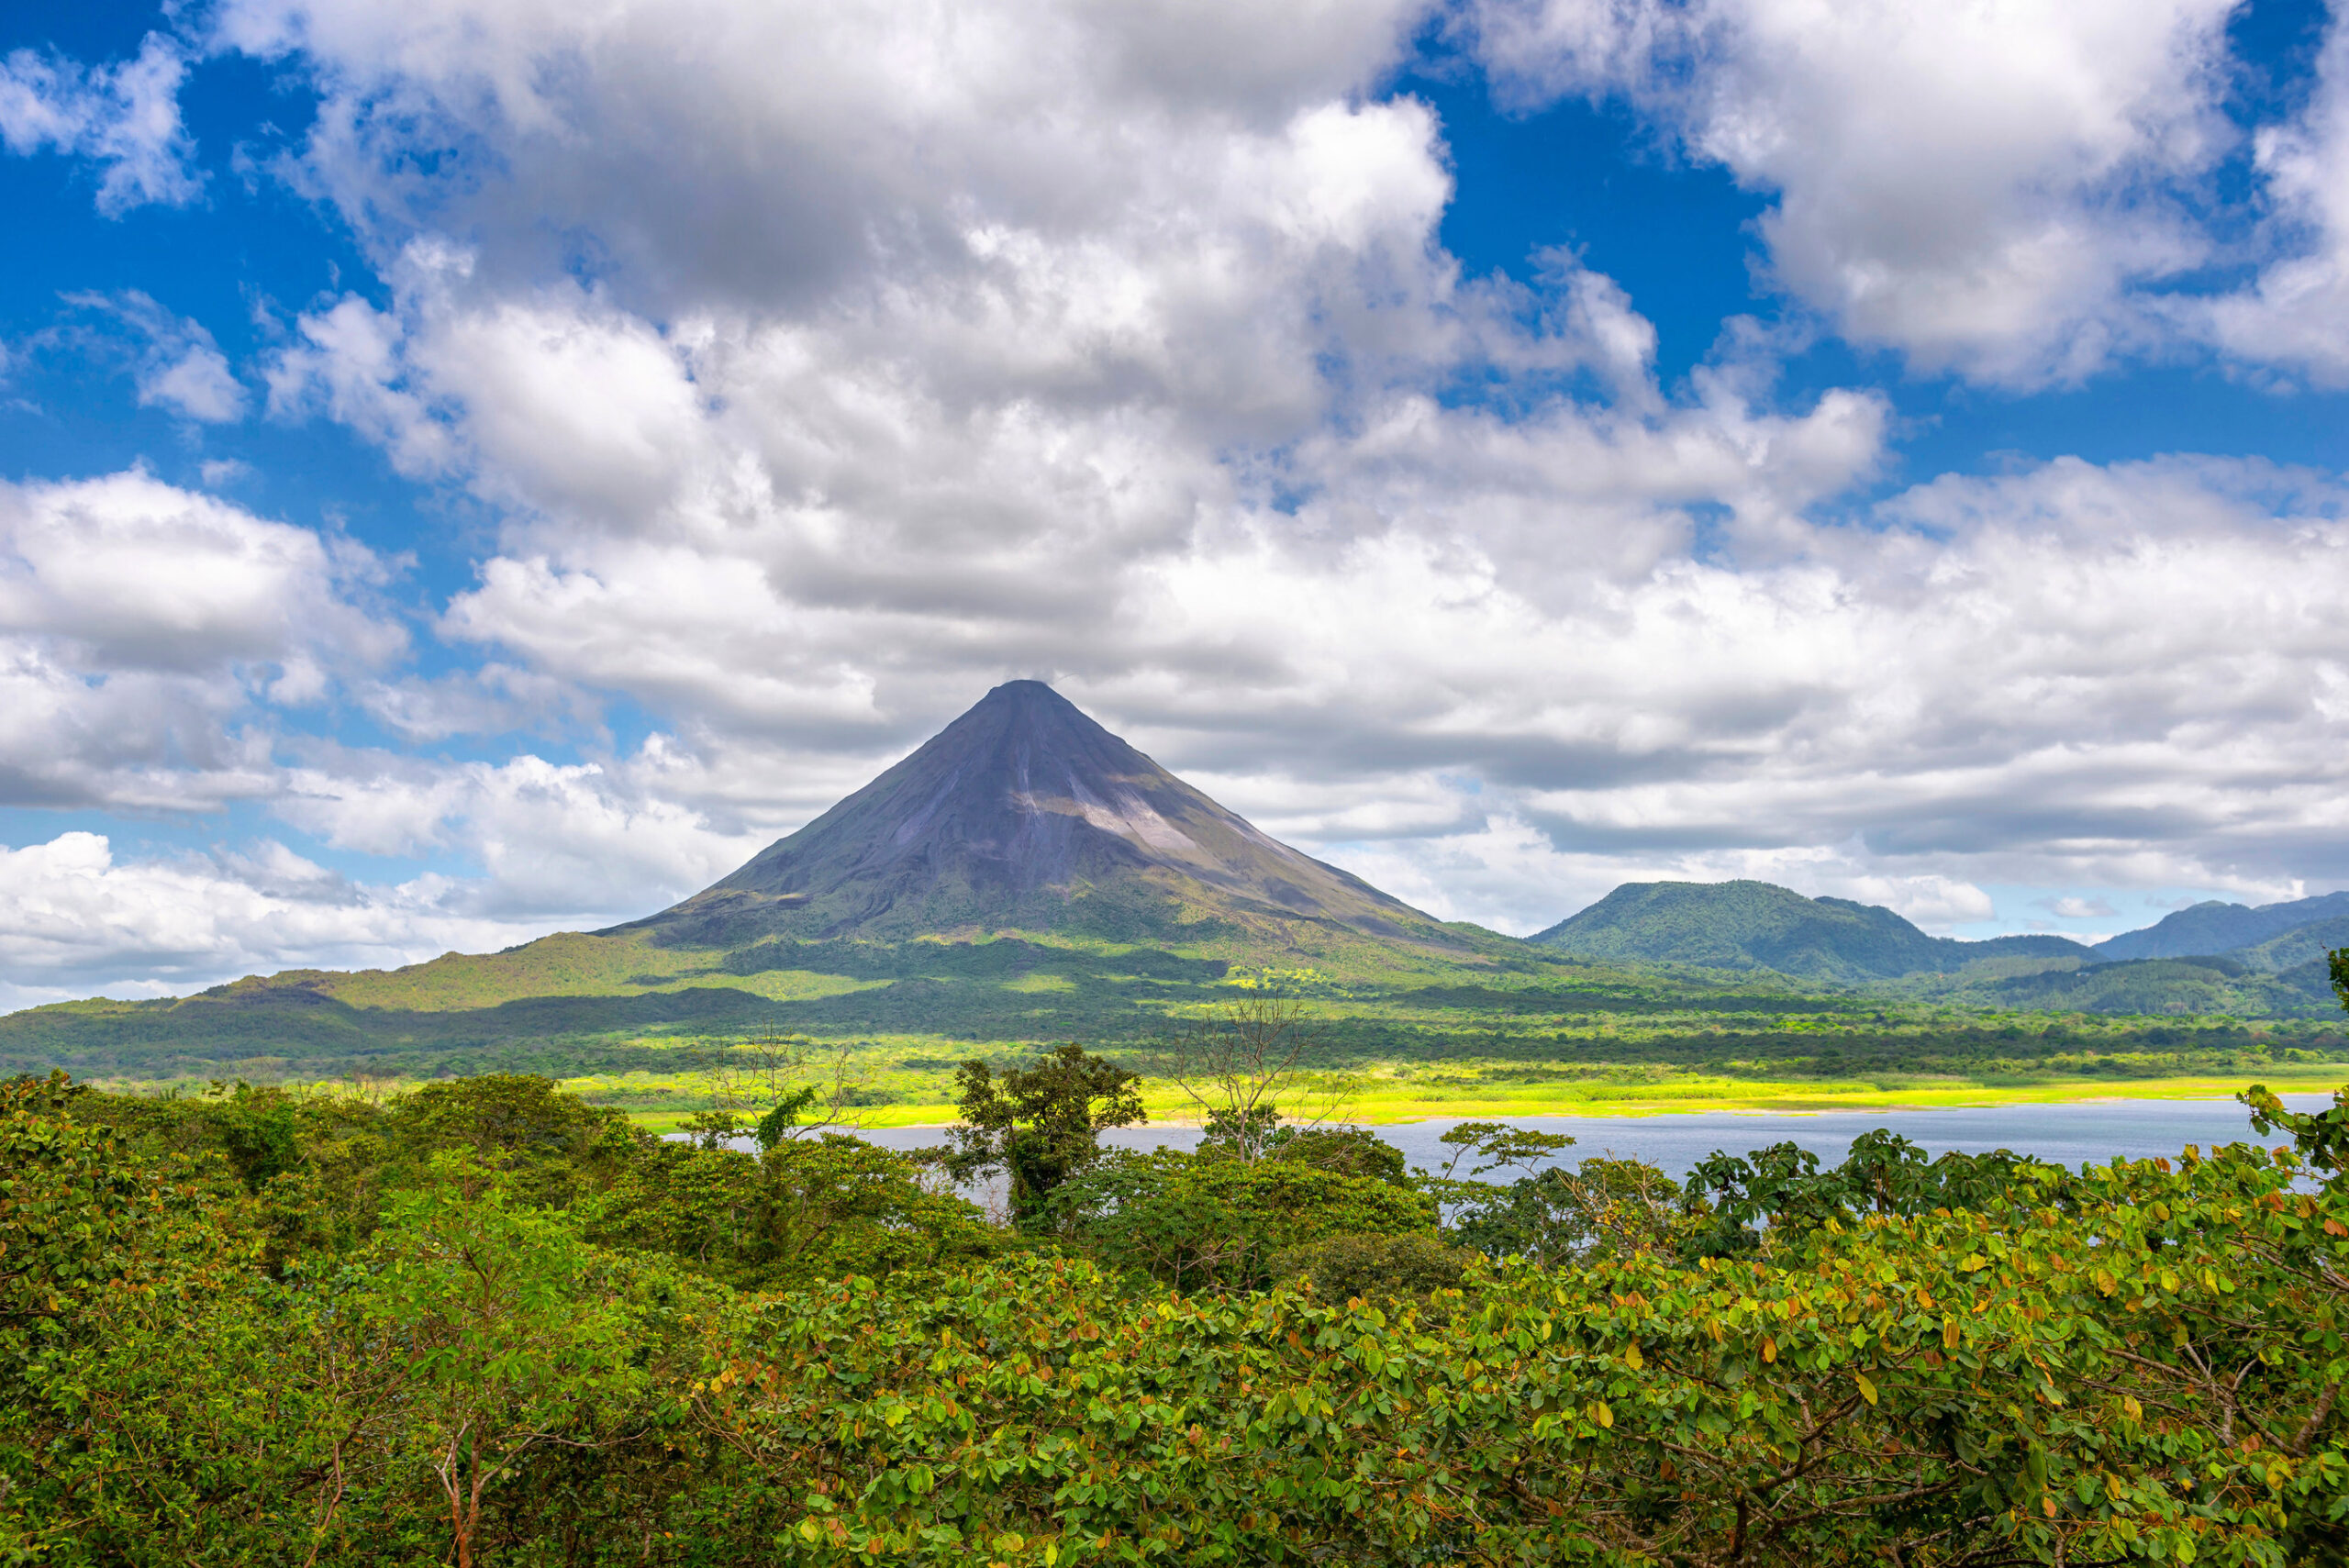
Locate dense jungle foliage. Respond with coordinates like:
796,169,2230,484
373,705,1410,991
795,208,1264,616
10,1043,2349,1562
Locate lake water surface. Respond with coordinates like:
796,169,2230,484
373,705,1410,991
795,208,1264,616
853,1094,2339,1183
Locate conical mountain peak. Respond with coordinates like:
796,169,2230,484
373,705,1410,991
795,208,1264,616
636,682,1449,949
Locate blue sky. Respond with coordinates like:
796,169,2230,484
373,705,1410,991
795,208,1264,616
2,0,2347,1006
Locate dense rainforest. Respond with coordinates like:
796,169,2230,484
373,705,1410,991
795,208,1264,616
8,1007,2349,1562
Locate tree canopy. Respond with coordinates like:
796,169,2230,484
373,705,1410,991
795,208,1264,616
6,1046,2349,1564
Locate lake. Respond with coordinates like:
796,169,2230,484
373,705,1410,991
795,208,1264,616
851,1093,2337,1183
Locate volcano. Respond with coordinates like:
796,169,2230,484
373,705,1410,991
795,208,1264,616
625,680,1457,951
0,682,1507,1082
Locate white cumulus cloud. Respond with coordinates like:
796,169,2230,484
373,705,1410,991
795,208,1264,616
0,830,563,1010
1463,0,2241,385
2202,7,2349,383
0,34,202,215
0,470,402,811
6,0,2349,1000
64,291,247,422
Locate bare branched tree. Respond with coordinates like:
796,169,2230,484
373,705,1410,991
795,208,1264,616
1159,990,1352,1162
681,1031,871,1151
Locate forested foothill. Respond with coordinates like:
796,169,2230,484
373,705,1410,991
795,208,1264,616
9,942,2344,1124
11,989,2349,1562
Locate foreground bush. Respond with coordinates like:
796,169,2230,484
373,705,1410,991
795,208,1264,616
6,1070,2349,1563
692,1142,2346,1564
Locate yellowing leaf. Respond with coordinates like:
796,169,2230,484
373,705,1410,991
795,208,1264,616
1942,1317,1960,1351
1624,1341,1643,1371
1761,1338,1777,1364
1593,1401,1614,1429
1854,1373,1877,1407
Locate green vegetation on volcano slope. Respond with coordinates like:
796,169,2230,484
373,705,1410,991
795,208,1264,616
0,916,1764,1082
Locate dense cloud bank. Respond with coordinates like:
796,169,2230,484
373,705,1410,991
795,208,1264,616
3,0,2348,1003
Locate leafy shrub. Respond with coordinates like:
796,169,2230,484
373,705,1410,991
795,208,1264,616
1267,1229,1475,1306
584,1134,1003,1291
1261,1124,1414,1184
1042,1147,1434,1291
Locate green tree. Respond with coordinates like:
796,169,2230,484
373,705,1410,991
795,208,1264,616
1684,1130,2066,1255
1044,1147,1434,1291
941,1044,1143,1221
351,1158,661,1568
1448,1154,1687,1267
1261,1124,1414,1185
382,1073,641,1208
585,1134,1001,1291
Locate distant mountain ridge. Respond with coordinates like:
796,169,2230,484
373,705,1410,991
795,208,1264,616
1532,880,2094,982
2094,893,2349,962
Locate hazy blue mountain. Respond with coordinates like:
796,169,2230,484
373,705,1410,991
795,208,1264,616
2094,892,2349,962
1531,880,2093,983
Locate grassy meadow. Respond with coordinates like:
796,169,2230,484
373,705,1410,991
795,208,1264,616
562,1053,2349,1134
79,995,2349,1135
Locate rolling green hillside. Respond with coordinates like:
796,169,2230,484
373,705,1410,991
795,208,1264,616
2228,917,2349,973
1933,954,2339,1018
1533,879,2092,981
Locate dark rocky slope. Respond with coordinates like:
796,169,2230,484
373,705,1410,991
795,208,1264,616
618,680,1465,951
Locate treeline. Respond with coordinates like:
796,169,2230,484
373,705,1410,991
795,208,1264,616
6,1055,2349,1562
1404,1021,2349,1077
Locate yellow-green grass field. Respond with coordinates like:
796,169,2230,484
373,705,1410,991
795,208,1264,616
552,1058,2349,1135
81,1025,2349,1135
